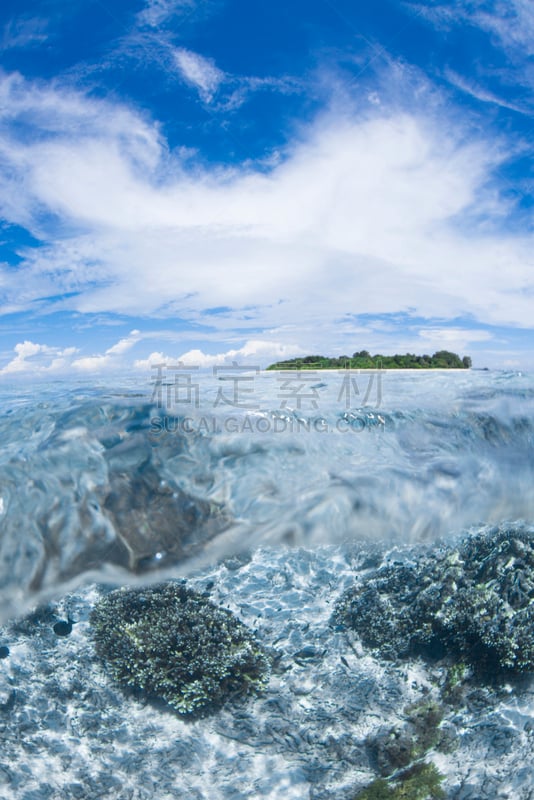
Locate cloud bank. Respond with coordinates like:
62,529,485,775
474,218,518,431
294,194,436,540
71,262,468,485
0,64,532,367
0,334,303,375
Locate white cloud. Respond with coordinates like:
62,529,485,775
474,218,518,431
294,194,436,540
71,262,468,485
1,16,49,50
418,327,492,343
134,340,304,369
0,336,303,375
71,330,142,371
0,72,161,235
409,0,534,50
0,71,533,348
474,0,534,57
173,47,225,102
105,330,141,355
137,0,196,28
0,341,78,374
114,10,303,114
0,331,143,375
134,351,167,369
417,327,493,353
444,69,529,114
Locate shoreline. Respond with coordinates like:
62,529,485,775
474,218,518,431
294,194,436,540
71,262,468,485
262,367,473,372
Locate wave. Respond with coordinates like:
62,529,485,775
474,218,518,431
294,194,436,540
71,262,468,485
0,370,533,621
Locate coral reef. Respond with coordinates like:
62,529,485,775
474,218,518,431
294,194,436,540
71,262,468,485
333,524,534,678
2,545,534,799
352,762,445,799
90,581,270,716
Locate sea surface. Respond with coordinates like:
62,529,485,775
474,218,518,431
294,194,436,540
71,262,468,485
1,367,534,799
0,367,533,621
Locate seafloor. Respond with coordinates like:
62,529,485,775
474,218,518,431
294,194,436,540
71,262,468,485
1,541,533,800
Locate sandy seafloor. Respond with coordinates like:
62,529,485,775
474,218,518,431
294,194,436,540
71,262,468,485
1,542,533,800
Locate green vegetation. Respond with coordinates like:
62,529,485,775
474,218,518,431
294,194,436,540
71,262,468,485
404,701,445,758
367,698,449,778
441,662,468,705
90,582,270,716
266,350,471,370
445,662,466,689
353,762,446,800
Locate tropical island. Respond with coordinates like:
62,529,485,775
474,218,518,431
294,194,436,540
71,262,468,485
266,350,472,370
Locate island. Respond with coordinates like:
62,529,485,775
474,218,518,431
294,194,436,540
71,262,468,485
266,350,472,370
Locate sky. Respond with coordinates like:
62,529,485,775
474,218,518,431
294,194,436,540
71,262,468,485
0,0,533,375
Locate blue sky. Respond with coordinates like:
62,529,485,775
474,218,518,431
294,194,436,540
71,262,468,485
0,0,533,374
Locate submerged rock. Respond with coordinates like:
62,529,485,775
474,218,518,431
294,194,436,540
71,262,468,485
333,524,534,678
0,400,232,625
90,582,271,716
102,463,231,571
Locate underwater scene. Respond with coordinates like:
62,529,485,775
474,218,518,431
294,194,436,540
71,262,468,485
1,368,534,799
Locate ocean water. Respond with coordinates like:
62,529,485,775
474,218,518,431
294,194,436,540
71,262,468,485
0,367,533,621
1,368,534,799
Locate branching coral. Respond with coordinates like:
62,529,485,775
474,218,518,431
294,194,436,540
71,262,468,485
333,524,534,678
90,582,270,715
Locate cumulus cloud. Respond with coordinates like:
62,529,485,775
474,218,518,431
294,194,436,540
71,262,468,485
134,340,304,369
0,70,533,345
0,331,147,375
71,330,142,371
0,335,303,375
0,341,77,374
1,328,492,376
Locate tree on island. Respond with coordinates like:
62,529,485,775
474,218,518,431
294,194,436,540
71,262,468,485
266,350,472,370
